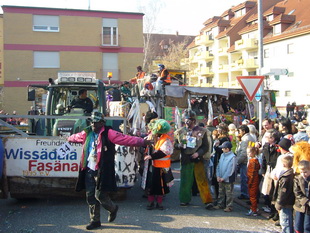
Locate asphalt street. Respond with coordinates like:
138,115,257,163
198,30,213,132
0,162,281,233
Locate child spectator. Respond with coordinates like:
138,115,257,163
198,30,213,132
272,155,295,233
293,160,310,233
272,138,293,181
211,126,230,202
213,141,236,212
246,146,260,216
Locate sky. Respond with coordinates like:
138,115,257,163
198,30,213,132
0,0,243,35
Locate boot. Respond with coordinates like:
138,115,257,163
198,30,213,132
147,202,155,210
86,221,101,230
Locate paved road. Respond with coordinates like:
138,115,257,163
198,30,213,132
0,163,281,233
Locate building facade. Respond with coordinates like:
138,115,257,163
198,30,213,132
1,6,144,114
188,0,310,108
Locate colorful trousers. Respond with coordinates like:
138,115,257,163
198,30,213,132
179,161,213,204
248,178,259,212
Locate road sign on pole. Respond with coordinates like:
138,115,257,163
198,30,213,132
255,86,262,101
270,68,288,75
236,76,265,102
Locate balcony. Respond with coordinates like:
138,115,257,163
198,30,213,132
195,34,214,46
189,70,199,78
243,58,258,69
218,47,229,56
189,67,213,77
189,55,198,64
218,82,229,88
218,64,229,73
200,67,213,76
230,80,241,88
235,38,258,51
194,51,214,61
201,83,213,87
188,76,199,86
231,59,243,70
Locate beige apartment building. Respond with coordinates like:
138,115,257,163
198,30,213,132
1,5,144,114
187,0,310,107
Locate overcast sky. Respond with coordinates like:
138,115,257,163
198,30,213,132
1,0,243,35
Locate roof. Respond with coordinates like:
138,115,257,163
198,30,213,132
1,5,144,15
264,0,310,44
269,13,296,25
264,6,286,16
231,1,256,12
239,20,273,35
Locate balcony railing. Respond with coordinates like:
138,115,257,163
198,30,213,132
189,67,213,77
194,51,214,61
200,67,213,76
219,64,229,72
195,34,214,46
231,59,243,70
235,38,258,51
243,58,258,69
218,47,229,56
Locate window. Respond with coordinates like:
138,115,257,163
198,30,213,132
274,24,281,35
266,15,274,21
285,91,291,97
288,9,295,15
33,15,59,32
264,49,270,58
102,18,118,46
287,43,294,54
34,52,60,68
103,53,119,80
206,31,213,40
235,8,246,17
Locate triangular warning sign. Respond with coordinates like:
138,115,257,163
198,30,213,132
236,76,264,101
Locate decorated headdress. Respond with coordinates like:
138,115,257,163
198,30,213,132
151,119,171,135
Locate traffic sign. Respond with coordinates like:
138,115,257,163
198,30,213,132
255,86,262,101
236,76,264,101
270,68,288,75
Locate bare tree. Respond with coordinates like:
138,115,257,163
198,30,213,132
160,38,191,70
137,0,164,73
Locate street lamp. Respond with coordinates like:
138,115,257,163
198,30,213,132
107,72,112,85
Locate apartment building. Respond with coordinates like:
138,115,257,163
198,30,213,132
188,0,310,107
262,0,310,107
1,5,144,114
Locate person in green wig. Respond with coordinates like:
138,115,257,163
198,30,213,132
144,119,174,210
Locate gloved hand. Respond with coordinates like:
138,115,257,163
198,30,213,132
143,139,153,146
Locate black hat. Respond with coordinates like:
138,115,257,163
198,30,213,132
278,138,291,152
219,141,232,149
88,112,105,123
